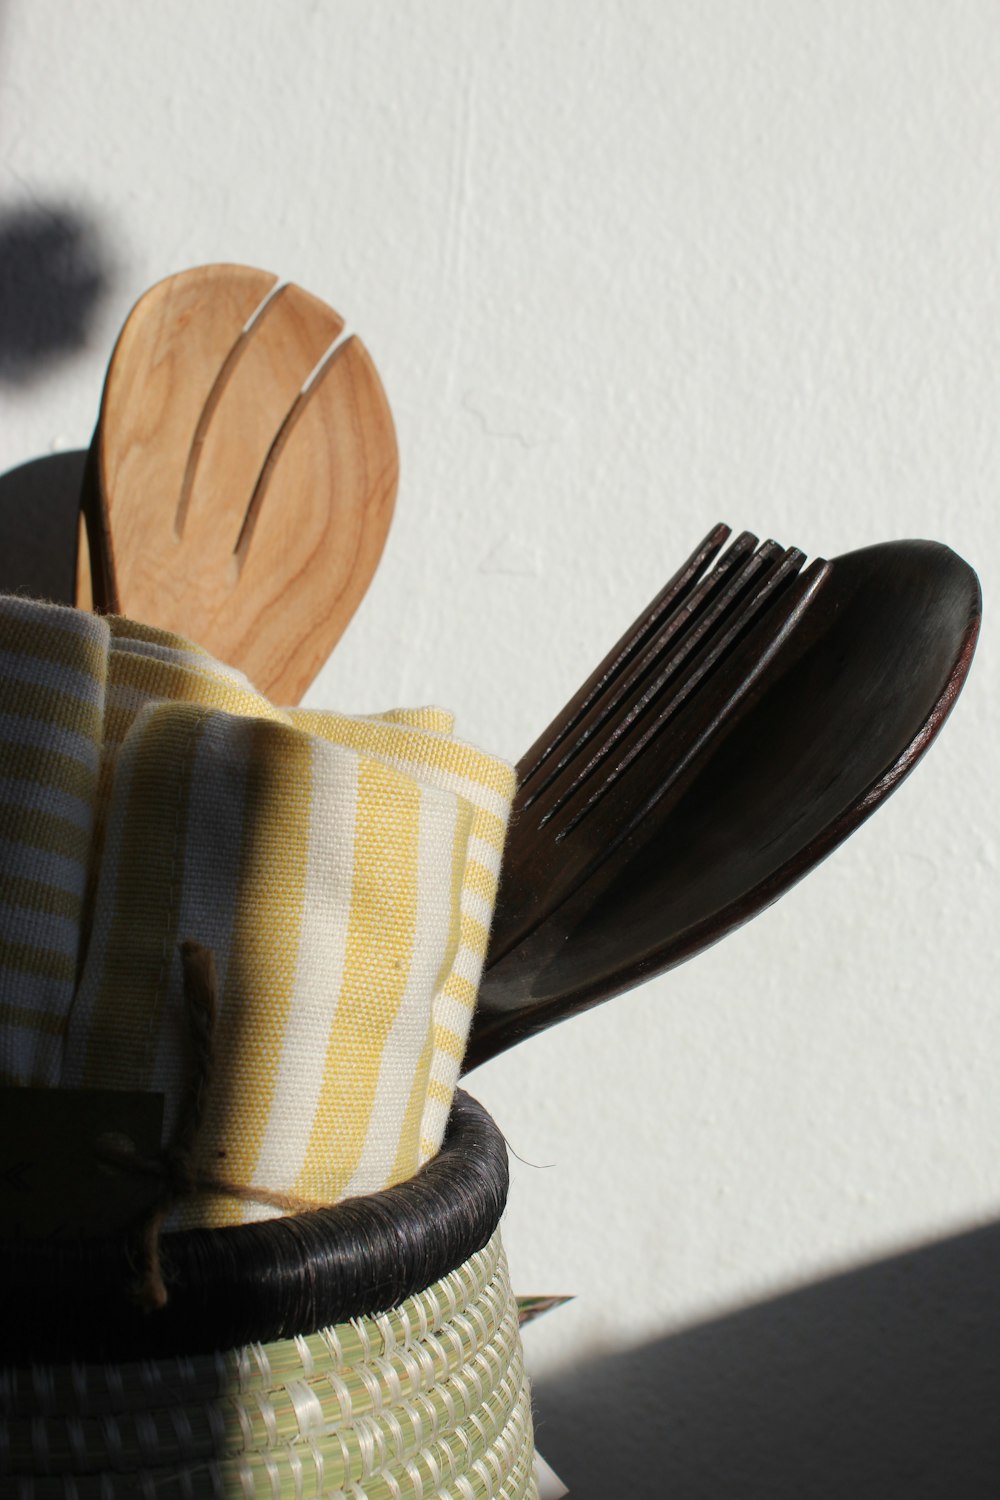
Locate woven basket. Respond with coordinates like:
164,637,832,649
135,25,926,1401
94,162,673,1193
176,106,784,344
0,1091,536,1499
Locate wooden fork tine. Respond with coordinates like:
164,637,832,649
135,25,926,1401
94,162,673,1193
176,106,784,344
495,555,826,964
516,522,734,794
489,542,827,969
520,526,760,809
555,557,831,902
541,541,798,827
528,536,787,825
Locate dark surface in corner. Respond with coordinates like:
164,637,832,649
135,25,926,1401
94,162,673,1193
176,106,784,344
532,1221,1000,1498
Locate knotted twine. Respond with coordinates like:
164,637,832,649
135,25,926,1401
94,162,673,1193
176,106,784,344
99,940,326,1312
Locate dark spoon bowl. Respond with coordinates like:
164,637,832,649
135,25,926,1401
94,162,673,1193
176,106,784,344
467,539,981,1068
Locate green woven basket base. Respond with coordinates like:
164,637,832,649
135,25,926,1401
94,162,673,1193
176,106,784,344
0,1229,535,1498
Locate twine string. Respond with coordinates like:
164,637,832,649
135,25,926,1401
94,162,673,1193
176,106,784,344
98,939,325,1312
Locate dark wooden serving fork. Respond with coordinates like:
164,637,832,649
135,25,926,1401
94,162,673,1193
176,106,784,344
486,525,831,970
466,536,980,1070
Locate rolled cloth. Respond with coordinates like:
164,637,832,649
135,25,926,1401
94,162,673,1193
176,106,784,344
0,596,515,1228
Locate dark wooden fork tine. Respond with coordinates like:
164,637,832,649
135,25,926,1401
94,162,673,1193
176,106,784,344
517,522,734,796
550,543,807,833
490,555,830,965
532,538,791,828
489,537,828,968
520,526,759,809
560,557,831,879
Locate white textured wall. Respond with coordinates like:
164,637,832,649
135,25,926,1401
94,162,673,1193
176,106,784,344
2,2,997,1491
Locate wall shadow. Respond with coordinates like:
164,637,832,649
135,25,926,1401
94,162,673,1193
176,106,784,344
0,451,88,603
532,1221,1000,1497
0,203,110,384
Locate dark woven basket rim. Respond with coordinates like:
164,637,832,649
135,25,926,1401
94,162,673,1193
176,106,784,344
0,1089,508,1364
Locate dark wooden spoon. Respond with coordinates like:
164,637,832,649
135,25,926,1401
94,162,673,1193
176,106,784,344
466,538,981,1069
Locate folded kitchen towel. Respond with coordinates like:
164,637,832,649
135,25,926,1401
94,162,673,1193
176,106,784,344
0,597,515,1229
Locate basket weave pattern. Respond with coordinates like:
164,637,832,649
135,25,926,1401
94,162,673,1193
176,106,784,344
0,1232,536,1499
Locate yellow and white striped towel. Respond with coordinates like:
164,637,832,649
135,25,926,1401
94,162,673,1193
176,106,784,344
0,596,515,1229
0,599,110,1086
